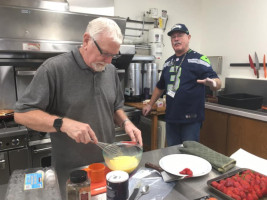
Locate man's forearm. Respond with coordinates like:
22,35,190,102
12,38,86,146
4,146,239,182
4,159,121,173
113,109,129,127
14,110,59,132
148,87,165,106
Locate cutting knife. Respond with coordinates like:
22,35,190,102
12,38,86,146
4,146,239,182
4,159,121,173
249,54,257,77
145,162,185,182
264,54,267,79
254,52,260,78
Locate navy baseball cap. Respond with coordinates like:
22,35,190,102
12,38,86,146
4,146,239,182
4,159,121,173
167,23,189,36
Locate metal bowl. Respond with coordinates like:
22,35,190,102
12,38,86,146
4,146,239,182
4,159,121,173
103,141,143,173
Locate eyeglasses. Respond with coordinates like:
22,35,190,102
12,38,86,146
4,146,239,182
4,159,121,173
92,38,121,59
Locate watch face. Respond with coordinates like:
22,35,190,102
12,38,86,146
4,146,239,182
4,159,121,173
54,118,63,132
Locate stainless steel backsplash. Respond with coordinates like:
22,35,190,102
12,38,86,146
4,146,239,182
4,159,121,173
0,66,16,109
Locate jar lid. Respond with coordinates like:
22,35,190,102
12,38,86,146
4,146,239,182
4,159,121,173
106,170,129,183
70,170,88,183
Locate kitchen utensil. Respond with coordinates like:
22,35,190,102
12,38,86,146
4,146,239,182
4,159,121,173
248,54,257,77
103,141,143,173
136,185,150,200
83,165,111,196
96,142,122,156
84,163,106,183
145,162,184,182
128,182,141,200
159,154,212,177
254,52,260,78
264,54,267,78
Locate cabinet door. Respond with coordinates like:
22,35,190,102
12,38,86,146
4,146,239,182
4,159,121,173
200,109,228,155
227,115,267,159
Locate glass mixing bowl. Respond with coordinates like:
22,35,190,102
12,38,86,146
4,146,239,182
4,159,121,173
103,141,143,173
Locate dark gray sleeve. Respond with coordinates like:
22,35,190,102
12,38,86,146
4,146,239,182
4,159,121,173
15,65,55,113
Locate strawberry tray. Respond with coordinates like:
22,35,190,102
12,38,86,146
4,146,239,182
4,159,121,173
207,168,267,200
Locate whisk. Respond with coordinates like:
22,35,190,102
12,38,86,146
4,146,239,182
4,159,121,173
96,142,122,156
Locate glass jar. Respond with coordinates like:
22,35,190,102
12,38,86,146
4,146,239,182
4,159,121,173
66,170,91,200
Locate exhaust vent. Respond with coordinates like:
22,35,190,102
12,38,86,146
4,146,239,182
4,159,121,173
0,0,69,11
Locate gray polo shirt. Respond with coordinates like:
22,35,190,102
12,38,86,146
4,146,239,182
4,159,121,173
15,47,124,170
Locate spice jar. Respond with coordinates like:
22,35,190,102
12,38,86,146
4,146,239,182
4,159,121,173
66,170,91,200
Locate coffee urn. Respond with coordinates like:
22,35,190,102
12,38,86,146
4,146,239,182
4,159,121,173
143,63,159,99
124,63,142,102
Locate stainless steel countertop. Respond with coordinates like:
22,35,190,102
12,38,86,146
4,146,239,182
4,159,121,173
205,102,267,122
57,145,234,200
138,145,228,200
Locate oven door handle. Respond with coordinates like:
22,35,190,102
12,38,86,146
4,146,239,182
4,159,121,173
16,71,36,76
33,147,52,153
0,159,6,169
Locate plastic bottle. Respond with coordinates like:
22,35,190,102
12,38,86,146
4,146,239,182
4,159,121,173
66,170,91,200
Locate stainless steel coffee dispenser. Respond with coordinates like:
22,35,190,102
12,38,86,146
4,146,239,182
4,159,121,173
143,63,159,98
124,63,142,102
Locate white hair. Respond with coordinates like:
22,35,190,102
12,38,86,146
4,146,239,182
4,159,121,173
86,17,123,44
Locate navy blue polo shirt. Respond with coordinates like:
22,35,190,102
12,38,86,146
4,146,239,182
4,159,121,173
157,49,219,123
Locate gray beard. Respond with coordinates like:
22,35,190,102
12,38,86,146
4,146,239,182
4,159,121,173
91,62,107,72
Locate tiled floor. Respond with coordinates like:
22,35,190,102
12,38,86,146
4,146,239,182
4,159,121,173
0,184,7,198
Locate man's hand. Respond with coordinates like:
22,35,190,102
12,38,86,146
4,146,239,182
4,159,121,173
60,118,98,144
142,104,152,116
124,121,143,146
197,78,217,89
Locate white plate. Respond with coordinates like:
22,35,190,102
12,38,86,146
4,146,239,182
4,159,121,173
159,154,212,177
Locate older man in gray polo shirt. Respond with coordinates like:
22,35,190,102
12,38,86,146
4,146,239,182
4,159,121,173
14,17,142,193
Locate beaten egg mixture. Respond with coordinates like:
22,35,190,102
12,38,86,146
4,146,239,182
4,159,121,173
108,156,139,173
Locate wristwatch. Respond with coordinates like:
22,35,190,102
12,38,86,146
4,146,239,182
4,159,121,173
53,117,63,132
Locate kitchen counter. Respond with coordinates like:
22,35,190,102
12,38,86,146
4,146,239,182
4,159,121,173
126,101,267,122
1,145,240,200
137,145,227,200
54,145,229,200
205,102,267,122
125,101,267,151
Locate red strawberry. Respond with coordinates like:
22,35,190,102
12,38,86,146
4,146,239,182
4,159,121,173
179,168,193,177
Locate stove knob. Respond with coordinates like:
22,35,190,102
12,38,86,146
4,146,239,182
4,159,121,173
12,139,20,146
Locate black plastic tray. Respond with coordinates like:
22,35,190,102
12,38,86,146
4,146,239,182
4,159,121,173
217,93,263,110
207,168,266,200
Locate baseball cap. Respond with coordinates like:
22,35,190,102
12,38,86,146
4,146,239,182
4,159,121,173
167,23,189,36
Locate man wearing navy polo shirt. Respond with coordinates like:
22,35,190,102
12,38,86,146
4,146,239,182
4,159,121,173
143,23,221,146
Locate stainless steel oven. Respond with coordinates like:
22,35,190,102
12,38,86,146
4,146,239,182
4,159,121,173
28,133,52,168
0,123,30,184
